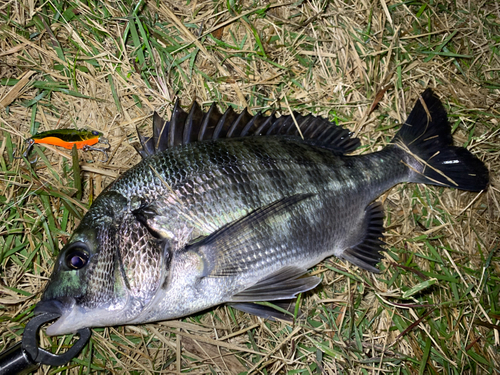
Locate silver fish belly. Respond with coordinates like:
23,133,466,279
35,89,489,335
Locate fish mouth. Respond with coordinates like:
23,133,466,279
34,298,66,316
34,297,78,336
34,296,137,336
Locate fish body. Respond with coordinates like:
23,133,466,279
35,89,489,335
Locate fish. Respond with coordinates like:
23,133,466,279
34,89,489,335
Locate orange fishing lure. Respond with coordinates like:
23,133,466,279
22,129,110,161
29,129,102,149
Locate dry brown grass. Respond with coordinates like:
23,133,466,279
1,0,499,374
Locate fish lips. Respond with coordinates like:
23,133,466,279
34,297,77,336
34,298,66,316
34,296,139,336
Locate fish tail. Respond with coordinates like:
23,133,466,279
391,89,488,191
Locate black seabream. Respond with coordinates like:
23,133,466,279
35,89,489,335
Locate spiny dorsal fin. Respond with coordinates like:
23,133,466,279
135,101,360,158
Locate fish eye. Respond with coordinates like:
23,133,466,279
91,130,99,136
65,244,89,270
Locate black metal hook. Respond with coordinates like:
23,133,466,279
22,312,91,367
0,312,91,375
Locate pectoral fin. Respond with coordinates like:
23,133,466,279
186,193,315,277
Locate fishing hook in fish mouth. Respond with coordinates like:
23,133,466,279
22,312,91,367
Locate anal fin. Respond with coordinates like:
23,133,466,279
340,202,385,273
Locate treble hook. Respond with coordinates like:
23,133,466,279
83,136,111,162
13,139,37,163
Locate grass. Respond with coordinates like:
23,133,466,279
1,0,499,374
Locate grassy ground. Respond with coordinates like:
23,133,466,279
1,0,499,374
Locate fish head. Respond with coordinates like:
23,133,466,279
35,191,167,335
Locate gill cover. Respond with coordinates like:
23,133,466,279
36,191,167,335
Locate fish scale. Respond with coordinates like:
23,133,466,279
114,137,375,221
35,89,489,335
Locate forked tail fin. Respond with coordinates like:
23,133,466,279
392,89,489,191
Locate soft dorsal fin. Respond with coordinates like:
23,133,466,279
135,101,360,158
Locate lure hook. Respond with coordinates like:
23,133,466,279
83,137,111,162
13,139,37,163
